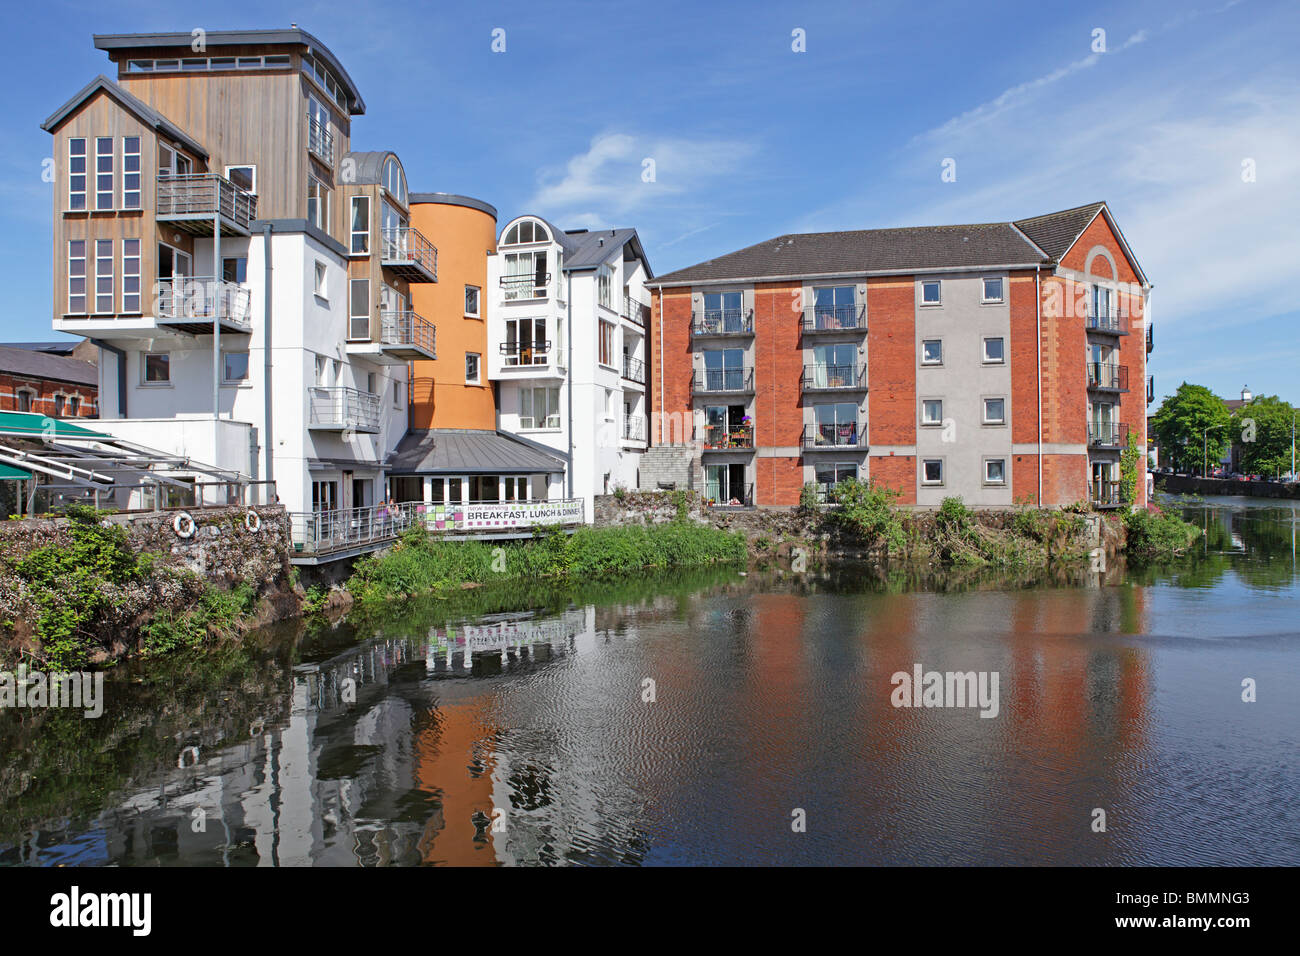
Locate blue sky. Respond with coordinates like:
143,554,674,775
3,0,1297,408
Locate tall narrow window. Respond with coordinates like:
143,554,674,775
95,239,113,313
122,137,141,208
307,174,329,229
350,196,370,254
122,239,141,312
598,265,613,309
68,138,87,210
95,137,114,209
68,240,87,313
599,319,615,366
349,278,370,340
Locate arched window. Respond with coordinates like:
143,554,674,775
382,157,407,205
503,219,550,245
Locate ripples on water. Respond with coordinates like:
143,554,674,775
2,495,1298,866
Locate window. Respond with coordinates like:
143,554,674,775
464,284,480,317
94,239,113,313
307,174,329,229
302,54,348,108
921,280,941,305
921,339,943,365
142,352,170,384
598,265,613,310
985,459,1006,485
503,219,550,244
315,355,328,386
605,388,615,420
922,399,943,426
982,336,1004,364
811,402,859,446
520,386,561,429
922,459,944,485
811,285,857,330
382,157,406,205
122,239,141,312
16,389,34,413
225,165,256,195
810,343,857,387
981,277,1004,303
983,397,1006,425
504,317,548,364
350,196,370,254
466,352,481,385
349,278,370,339
223,351,250,384
222,257,247,284
67,240,87,313
52,394,66,417
306,96,332,161
503,250,548,299
158,143,191,178
1092,285,1112,320
814,463,858,501
69,396,81,416
95,137,114,209
314,260,327,299
123,137,141,208
702,348,745,390
366,372,377,395
598,319,615,366
68,138,87,210
394,380,403,407
700,290,746,333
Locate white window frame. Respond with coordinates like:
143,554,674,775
464,284,480,318
984,458,1007,485
982,397,1006,425
349,195,370,255
67,239,87,314
981,277,1004,303
921,398,943,426
141,351,171,386
68,137,87,211
224,164,257,196
982,336,1005,364
123,137,141,209
94,239,114,314
314,260,328,300
95,136,114,210
122,238,141,313
349,278,370,340
15,387,36,413
598,319,616,368
307,173,330,230
394,380,403,408
921,458,945,486
465,352,481,385
222,350,250,385
921,339,943,366
520,386,561,430
920,279,942,305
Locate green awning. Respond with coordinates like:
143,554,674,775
0,464,32,480
0,411,109,440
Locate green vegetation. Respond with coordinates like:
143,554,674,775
346,520,747,604
141,582,257,655
1149,382,1231,475
1229,394,1297,478
1123,506,1202,557
1119,430,1143,505
826,478,906,554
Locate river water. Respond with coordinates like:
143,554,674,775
2,494,1298,866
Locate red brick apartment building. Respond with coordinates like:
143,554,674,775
0,342,98,418
643,202,1153,508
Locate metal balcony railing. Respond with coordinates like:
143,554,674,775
307,114,334,164
1147,374,1155,404
307,386,382,432
501,273,551,300
381,226,438,280
701,423,754,450
1087,421,1127,447
1087,362,1129,391
802,363,866,390
1085,310,1128,333
622,295,649,326
1147,324,1154,354
622,415,647,442
691,309,754,336
156,173,257,231
380,309,436,356
155,276,251,329
622,355,646,384
500,340,552,366
693,367,754,393
801,422,864,450
706,483,754,508
1091,480,1122,508
802,304,866,333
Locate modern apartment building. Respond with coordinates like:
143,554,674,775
486,216,653,516
40,28,435,517
645,202,1152,508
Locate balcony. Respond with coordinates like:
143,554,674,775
1091,480,1122,509
307,386,381,434
802,363,866,392
156,173,257,236
622,415,647,442
691,309,754,338
1087,362,1129,392
156,276,252,334
801,422,866,451
693,367,755,395
705,483,754,508
802,304,866,335
700,423,754,451
349,310,436,363
500,341,553,367
622,295,649,327
1147,324,1154,355
1087,421,1127,448
306,114,334,165
381,226,438,283
500,273,551,301
1147,374,1155,405
622,355,646,385
1085,310,1129,335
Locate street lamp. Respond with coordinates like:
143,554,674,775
1204,423,1227,479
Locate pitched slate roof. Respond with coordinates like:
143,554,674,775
0,345,98,387
1011,202,1106,260
562,228,651,276
41,75,208,158
387,429,566,475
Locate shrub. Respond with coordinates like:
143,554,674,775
1124,507,1201,556
829,478,906,554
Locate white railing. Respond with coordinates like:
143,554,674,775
155,276,251,329
307,386,382,431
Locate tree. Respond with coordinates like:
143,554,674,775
1231,395,1297,477
1149,382,1230,475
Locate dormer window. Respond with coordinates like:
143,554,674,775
382,157,407,206
503,219,550,245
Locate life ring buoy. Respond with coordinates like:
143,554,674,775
173,511,196,538
245,509,261,533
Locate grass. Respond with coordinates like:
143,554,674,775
1123,506,1202,556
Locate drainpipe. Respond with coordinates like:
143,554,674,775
566,270,574,499
1035,264,1043,505
262,222,274,486
213,207,222,420
90,338,127,418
